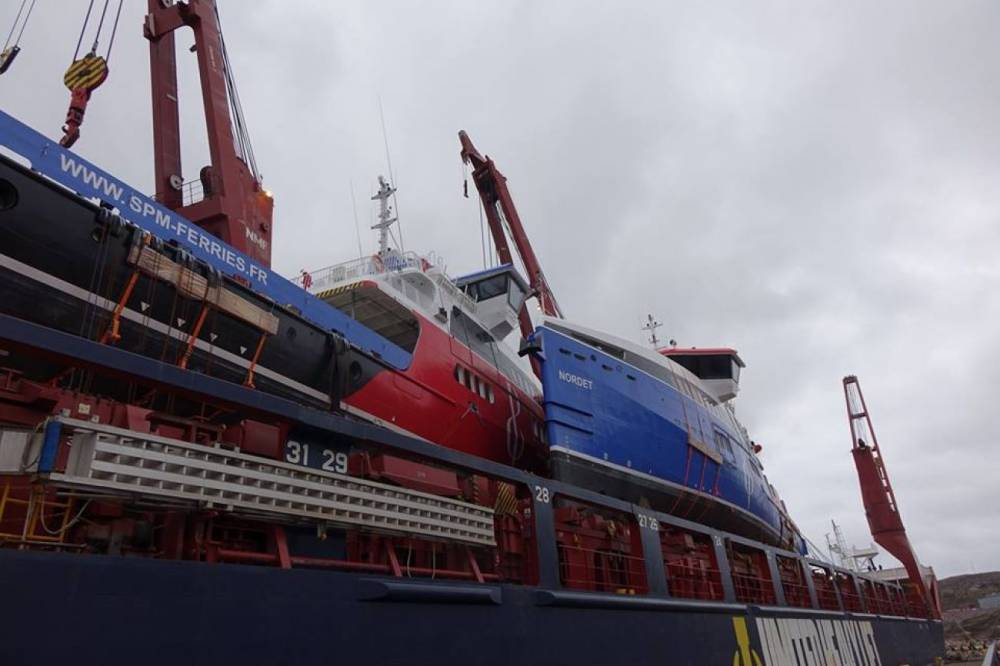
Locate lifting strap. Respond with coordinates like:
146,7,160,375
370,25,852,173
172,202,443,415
0,0,37,75
101,233,150,345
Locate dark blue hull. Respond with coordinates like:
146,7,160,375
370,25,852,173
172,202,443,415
0,549,943,666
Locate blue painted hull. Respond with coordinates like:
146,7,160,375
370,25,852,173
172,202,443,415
0,549,943,666
534,325,804,552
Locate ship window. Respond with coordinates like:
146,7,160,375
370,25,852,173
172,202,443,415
487,385,495,403
454,365,465,385
0,179,17,210
467,274,508,301
670,354,734,380
507,280,525,308
571,333,626,361
449,310,535,396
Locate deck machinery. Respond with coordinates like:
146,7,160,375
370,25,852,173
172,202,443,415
0,2,943,664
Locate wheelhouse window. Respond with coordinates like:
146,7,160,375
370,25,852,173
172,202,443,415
671,354,733,380
507,279,526,309
465,274,508,301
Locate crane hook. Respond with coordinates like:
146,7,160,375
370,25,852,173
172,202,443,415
59,52,108,148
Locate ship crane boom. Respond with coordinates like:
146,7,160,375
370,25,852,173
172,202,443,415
459,130,563,336
842,375,942,618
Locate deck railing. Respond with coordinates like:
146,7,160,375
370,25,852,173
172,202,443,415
295,251,427,293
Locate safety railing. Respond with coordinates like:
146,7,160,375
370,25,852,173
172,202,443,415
732,570,778,605
153,175,215,207
837,573,865,612
664,559,725,601
295,252,482,317
0,476,79,547
810,565,842,610
296,252,424,292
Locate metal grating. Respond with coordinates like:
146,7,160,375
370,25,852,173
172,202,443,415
48,418,495,547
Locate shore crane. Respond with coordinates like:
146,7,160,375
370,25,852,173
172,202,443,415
843,375,942,618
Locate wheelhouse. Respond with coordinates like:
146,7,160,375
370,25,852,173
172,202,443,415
454,264,529,340
659,347,745,403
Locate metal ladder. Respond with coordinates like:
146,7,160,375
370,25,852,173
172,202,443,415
42,417,496,547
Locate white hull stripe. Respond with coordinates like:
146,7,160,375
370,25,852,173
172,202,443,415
548,445,779,538
338,402,431,443
0,252,331,404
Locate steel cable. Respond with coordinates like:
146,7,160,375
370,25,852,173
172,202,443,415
3,0,27,51
13,0,36,46
73,0,95,60
105,0,123,61
4,0,36,51
89,0,110,54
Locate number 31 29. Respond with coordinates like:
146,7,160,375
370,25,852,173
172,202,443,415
285,441,348,474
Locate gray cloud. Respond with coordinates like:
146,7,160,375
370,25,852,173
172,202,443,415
3,0,997,576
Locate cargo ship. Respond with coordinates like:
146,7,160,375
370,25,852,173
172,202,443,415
0,2,944,664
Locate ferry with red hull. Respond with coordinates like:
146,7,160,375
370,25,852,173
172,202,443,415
0,1,945,664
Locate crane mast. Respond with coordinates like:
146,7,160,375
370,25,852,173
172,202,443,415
144,0,273,267
459,130,563,344
842,375,942,618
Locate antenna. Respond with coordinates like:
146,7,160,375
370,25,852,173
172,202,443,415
349,180,364,259
377,97,403,251
641,314,662,348
827,519,880,573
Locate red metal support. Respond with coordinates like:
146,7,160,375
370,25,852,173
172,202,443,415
271,525,291,569
842,375,941,618
144,0,274,266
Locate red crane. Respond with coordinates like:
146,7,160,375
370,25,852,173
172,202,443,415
842,375,942,618
145,0,274,267
459,130,563,345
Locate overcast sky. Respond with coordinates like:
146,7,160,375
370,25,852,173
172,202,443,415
3,1,998,578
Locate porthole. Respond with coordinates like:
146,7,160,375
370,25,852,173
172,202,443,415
348,361,362,384
0,179,17,211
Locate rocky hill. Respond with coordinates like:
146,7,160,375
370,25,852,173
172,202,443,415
939,571,1000,661
941,571,1000,611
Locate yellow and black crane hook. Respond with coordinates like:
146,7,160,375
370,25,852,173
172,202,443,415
0,0,38,75
59,0,123,148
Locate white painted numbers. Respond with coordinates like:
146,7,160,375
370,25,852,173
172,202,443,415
285,441,348,474
637,514,660,531
321,448,349,474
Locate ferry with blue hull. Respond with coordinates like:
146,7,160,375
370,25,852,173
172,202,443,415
528,318,804,552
